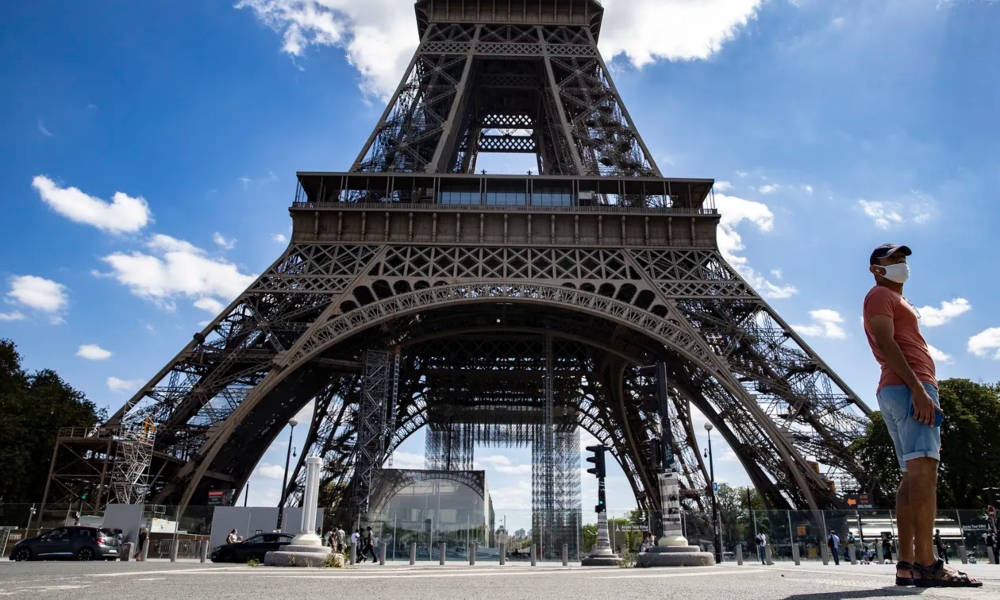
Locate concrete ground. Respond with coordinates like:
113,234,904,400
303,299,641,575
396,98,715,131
1,559,997,599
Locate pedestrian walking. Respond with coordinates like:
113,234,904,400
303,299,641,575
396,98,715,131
337,526,346,552
755,532,767,565
363,526,378,562
351,529,362,561
934,529,948,564
134,527,148,560
828,530,841,565
864,243,981,588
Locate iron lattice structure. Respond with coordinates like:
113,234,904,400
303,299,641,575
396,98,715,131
109,420,156,504
45,0,877,531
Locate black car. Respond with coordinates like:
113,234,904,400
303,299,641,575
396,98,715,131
9,526,120,561
211,532,294,563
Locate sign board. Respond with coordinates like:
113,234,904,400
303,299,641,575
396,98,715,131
846,494,874,510
713,482,719,492
796,525,807,537
207,489,233,507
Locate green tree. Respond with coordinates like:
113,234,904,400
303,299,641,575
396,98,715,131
848,378,1000,509
0,339,105,503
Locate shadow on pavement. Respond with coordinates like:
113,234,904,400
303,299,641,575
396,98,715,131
783,588,926,599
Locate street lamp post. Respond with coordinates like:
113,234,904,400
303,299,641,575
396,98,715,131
277,418,299,531
704,423,723,564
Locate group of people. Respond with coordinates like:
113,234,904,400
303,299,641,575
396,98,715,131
325,525,381,563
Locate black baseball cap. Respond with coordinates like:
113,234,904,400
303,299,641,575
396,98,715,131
870,243,912,265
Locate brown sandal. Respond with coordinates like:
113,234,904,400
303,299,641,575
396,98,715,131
914,559,983,588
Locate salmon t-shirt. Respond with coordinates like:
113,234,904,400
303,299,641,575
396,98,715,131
863,286,937,391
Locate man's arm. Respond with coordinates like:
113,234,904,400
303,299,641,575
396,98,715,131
868,314,939,425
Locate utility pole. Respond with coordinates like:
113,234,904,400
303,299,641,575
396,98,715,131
632,363,715,567
705,423,723,564
276,418,298,531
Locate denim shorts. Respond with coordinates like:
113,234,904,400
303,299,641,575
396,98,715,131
876,383,941,472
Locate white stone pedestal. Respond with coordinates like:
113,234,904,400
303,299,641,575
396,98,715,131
265,456,332,567
581,510,622,566
636,473,715,568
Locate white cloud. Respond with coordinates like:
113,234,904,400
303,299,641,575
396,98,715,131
715,193,797,299
926,344,952,364
31,176,152,234
236,0,763,99
759,184,780,194
106,377,143,393
7,275,68,313
213,232,237,250
272,233,288,243
389,451,425,470
968,327,1000,360
97,234,256,312
714,181,733,192
37,119,53,137
193,297,226,314
803,185,814,195
476,455,533,476
0,311,25,321
76,344,112,360
916,298,971,327
488,481,532,510
858,194,935,229
858,200,904,229
599,0,766,67
238,176,252,189
256,462,287,480
792,309,847,339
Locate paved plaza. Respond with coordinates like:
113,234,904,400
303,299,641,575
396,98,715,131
0,560,995,599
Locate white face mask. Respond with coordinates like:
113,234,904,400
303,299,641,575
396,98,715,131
879,262,909,284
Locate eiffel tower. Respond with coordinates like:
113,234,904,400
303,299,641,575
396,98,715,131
44,0,874,549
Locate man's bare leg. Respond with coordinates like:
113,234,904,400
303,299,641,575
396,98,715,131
906,457,939,569
896,472,915,578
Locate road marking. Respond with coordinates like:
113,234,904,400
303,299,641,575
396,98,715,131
133,578,167,581
90,567,237,577
594,568,766,579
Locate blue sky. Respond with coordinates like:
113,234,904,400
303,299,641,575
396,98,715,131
2,0,999,525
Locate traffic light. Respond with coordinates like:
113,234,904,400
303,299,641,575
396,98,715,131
637,363,668,415
585,445,606,479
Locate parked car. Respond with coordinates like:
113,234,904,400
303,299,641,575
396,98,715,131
9,526,120,561
211,532,295,563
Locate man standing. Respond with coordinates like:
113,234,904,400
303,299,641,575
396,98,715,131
934,529,948,564
863,243,980,588
828,530,841,566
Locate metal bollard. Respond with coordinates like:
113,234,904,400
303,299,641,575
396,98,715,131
470,542,476,566
200,540,209,563
959,545,968,565
792,543,801,566
562,543,568,567
499,543,506,565
410,542,416,565
875,541,883,564
380,543,386,566
736,544,743,565
350,542,357,565
988,546,996,565
169,540,179,562
141,539,150,562
530,544,537,566
120,543,132,561
820,543,828,566
890,546,898,563
849,544,857,565
439,543,446,565
765,544,773,566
